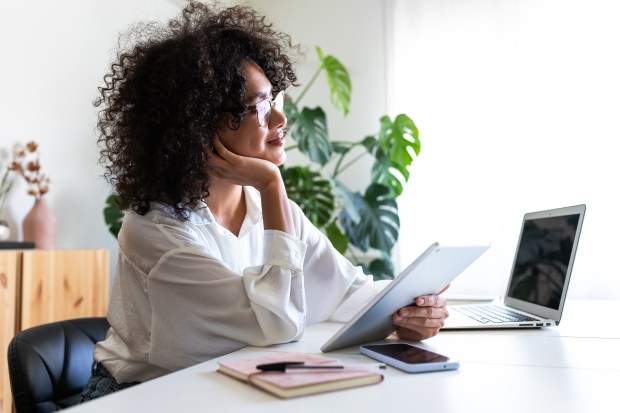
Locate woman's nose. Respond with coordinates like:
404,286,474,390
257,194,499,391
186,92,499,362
268,105,287,129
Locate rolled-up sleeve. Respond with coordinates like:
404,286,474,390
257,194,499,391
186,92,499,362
146,230,307,372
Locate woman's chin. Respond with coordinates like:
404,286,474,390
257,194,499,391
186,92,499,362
272,152,286,167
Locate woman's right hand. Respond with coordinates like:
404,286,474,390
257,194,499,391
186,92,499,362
209,134,282,192
209,134,295,235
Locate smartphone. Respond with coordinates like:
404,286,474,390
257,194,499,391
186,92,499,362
360,343,460,373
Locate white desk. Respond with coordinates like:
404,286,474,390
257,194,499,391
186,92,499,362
67,300,620,413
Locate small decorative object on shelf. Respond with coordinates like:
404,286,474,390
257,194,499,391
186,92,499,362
0,164,14,240
0,220,9,241
9,141,56,249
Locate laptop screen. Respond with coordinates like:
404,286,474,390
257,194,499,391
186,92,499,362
506,213,581,310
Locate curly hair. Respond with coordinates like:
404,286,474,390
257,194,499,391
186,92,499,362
95,1,299,219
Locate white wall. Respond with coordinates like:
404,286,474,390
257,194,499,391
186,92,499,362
0,0,180,278
388,0,620,299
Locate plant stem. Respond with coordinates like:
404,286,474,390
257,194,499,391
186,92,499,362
333,151,367,178
284,144,299,152
331,140,354,146
294,65,323,106
332,152,347,177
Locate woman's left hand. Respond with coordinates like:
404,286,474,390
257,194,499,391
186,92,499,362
391,291,449,341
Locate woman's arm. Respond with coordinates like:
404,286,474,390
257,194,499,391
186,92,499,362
146,235,307,372
210,134,295,235
293,203,449,339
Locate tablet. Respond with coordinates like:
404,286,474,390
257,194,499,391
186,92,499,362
320,242,490,352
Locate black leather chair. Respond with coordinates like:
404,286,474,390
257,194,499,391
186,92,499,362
7,317,110,413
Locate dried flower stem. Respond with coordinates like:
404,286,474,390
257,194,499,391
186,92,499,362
9,141,51,199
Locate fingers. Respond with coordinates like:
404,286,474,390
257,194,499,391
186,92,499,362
391,293,449,340
211,133,233,162
415,294,446,308
393,305,448,326
209,133,243,176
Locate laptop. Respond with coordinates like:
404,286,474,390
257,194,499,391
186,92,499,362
443,204,586,330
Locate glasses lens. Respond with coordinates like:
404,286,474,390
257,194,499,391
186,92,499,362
256,99,270,127
256,92,285,127
274,91,284,112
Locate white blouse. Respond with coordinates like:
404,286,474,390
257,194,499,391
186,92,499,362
94,187,384,383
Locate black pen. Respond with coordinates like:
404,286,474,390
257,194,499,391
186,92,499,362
256,361,387,373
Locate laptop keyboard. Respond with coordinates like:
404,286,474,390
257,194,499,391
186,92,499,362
453,305,540,324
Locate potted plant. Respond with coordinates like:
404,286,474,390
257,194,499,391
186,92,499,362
280,47,420,279
10,141,56,249
104,48,421,280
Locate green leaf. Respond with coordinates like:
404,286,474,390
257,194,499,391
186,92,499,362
333,180,360,224
371,148,403,197
368,257,395,280
372,114,420,197
103,194,124,238
289,106,332,165
326,220,349,254
338,183,400,252
390,113,420,161
283,95,300,124
331,141,354,155
361,135,378,154
281,166,335,227
318,47,352,116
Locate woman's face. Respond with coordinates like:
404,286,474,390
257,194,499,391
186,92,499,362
216,60,287,166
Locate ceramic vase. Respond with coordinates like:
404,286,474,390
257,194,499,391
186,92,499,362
22,197,57,249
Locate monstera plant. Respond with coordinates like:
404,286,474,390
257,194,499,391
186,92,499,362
280,47,420,280
104,47,420,280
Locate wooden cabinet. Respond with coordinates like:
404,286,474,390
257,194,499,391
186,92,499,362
0,249,109,413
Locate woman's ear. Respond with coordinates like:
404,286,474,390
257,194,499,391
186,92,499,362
215,112,239,133
226,115,241,131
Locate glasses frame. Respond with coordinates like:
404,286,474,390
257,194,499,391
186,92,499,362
247,91,285,127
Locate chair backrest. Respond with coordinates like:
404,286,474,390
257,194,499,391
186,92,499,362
7,317,110,413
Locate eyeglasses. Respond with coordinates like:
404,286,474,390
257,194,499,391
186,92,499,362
246,91,285,127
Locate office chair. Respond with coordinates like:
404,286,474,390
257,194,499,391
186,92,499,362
7,317,110,413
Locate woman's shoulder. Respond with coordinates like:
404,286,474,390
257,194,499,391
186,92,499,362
119,203,214,249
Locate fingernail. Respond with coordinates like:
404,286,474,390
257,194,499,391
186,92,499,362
417,297,425,305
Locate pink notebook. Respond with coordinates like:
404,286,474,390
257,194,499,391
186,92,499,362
218,352,383,399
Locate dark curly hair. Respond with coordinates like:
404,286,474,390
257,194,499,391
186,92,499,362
95,1,299,219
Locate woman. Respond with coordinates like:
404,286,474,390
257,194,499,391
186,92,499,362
82,2,449,400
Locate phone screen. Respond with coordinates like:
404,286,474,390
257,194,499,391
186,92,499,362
363,344,449,364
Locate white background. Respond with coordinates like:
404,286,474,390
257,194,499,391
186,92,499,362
388,0,620,299
1,0,617,300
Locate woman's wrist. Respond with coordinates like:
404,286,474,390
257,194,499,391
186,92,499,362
259,177,295,235
254,167,283,194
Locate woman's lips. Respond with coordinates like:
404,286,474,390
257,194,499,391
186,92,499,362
267,137,285,146
267,133,285,146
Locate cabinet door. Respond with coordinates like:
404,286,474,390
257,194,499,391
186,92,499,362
0,251,20,413
20,249,109,330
